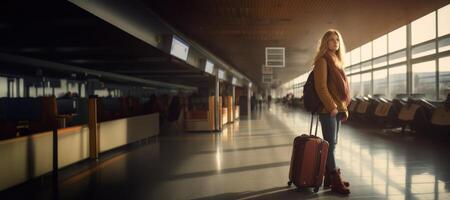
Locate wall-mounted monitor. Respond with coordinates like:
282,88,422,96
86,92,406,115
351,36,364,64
218,69,226,80
170,36,189,61
205,60,214,74
265,47,285,67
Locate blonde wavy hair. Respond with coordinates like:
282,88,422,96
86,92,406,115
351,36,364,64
313,29,346,68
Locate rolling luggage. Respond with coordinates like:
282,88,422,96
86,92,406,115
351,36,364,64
288,114,329,193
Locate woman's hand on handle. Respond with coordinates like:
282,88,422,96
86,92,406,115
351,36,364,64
341,111,349,122
330,108,338,117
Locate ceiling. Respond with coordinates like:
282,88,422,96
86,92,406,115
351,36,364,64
146,0,450,87
1,0,449,89
0,0,213,88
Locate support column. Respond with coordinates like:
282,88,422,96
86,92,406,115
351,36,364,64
88,97,99,159
232,86,236,107
50,97,58,180
78,82,82,97
215,76,220,131
406,24,412,96
86,82,95,97
247,87,251,113
232,86,236,121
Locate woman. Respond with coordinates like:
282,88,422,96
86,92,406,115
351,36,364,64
313,29,351,194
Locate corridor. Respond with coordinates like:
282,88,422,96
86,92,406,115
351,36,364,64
2,105,450,200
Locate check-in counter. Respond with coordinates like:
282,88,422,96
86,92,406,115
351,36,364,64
222,107,228,125
0,112,160,191
184,96,216,131
0,126,89,191
98,113,160,152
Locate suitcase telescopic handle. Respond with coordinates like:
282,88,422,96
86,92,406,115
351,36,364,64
309,113,319,136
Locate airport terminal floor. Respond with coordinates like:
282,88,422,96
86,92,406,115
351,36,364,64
1,104,450,200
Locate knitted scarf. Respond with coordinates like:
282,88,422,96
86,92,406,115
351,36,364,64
323,52,351,106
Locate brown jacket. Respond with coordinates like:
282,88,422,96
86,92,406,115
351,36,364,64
313,57,349,116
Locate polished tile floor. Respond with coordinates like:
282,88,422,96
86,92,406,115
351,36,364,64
1,105,450,200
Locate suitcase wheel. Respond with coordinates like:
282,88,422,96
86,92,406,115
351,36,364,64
313,186,319,193
287,181,292,187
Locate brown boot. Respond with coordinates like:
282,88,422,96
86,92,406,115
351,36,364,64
330,169,350,194
324,170,350,188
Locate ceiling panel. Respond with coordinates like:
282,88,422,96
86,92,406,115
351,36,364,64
146,0,450,87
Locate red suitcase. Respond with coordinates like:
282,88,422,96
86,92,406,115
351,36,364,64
288,114,329,193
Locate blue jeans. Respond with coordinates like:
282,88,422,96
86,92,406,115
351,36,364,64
319,112,343,172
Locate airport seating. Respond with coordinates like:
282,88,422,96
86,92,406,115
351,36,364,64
353,97,371,122
347,98,359,121
430,95,450,139
373,98,402,129
292,97,303,108
410,98,436,133
397,97,435,133
364,95,384,124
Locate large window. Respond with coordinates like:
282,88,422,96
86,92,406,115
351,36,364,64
438,4,450,37
439,37,450,52
17,79,24,97
412,12,436,45
68,82,79,94
361,61,371,72
412,60,436,100
361,42,372,62
344,52,351,67
438,4,450,53
54,80,67,98
439,56,450,100
41,83,49,96
351,64,361,74
8,79,16,97
351,48,361,65
389,50,406,64
29,86,37,97
344,67,351,75
361,72,372,96
388,26,406,52
389,65,407,99
373,56,387,69
94,89,109,97
373,69,388,96
373,35,387,58
0,77,7,97
412,42,436,59
350,74,361,97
